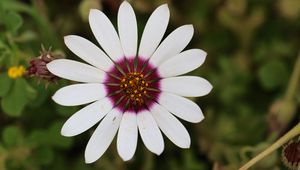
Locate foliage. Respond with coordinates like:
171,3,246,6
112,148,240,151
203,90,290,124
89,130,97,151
0,0,300,169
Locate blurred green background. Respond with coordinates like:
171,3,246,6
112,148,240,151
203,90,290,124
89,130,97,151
0,0,300,169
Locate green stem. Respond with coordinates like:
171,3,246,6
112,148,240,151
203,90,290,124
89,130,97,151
285,50,300,101
239,122,300,170
276,50,300,127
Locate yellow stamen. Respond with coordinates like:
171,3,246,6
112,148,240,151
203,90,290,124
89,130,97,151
119,72,149,105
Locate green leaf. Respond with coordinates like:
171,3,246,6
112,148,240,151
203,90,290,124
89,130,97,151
47,121,73,149
34,147,54,165
55,104,79,117
13,30,37,42
2,125,23,147
258,60,289,90
25,81,37,101
27,81,48,108
0,40,12,66
3,11,23,34
26,130,48,147
0,0,31,14
1,78,29,117
0,73,12,97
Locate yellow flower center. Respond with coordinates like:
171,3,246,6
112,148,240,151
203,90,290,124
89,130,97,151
119,72,149,105
8,66,26,79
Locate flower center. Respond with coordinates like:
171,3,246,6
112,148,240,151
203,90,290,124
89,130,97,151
120,72,148,105
104,57,161,113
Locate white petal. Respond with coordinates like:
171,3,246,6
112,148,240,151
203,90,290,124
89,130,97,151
118,1,137,58
64,35,113,71
85,108,122,163
138,4,169,60
158,49,207,77
52,83,106,106
47,59,105,83
150,104,190,148
137,110,164,155
149,25,194,66
160,76,212,97
61,97,113,137
89,9,124,61
117,112,138,161
158,93,204,123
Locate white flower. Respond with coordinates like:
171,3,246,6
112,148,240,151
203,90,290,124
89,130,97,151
47,1,212,163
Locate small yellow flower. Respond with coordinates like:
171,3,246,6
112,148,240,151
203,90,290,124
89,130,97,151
8,66,26,79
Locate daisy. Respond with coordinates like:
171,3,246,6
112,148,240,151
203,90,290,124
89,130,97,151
47,1,212,163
